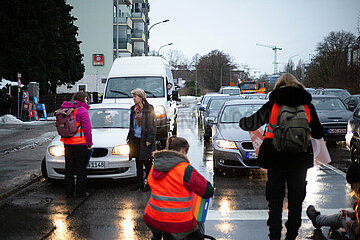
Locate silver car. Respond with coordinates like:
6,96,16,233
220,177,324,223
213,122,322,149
212,99,267,174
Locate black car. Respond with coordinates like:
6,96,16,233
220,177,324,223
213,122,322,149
343,94,360,111
346,104,360,163
312,95,353,142
313,88,351,100
199,95,242,141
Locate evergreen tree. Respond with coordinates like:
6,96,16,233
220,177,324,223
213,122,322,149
0,0,84,94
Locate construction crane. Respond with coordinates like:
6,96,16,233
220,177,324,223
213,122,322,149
256,43,282,74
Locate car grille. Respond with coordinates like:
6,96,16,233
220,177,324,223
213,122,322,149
92,148,108,158
54,168,129,175
241,142,254,150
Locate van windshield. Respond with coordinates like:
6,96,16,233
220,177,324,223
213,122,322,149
105,77,165,98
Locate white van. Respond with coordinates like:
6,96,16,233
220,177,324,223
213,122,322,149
103,56,179,144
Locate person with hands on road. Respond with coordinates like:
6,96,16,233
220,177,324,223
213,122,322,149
307,162,360,240
127,88,156,192
60,91,93,198
143,136,214,240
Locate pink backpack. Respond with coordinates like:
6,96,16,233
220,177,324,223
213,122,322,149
55,107,81,138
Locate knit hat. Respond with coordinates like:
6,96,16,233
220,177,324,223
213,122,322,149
346,163,360,184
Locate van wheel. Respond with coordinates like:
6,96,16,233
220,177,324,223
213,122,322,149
350,141,360,163
41,158,56,183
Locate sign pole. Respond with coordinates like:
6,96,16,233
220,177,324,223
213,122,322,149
17,73,21,119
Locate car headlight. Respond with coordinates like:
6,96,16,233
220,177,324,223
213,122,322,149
112,144,130,155
49,145,65,157
216,140,238,149
155,105,166,119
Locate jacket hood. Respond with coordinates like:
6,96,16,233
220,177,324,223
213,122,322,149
269,87,312,106
61,100,90,110
152,150,189,179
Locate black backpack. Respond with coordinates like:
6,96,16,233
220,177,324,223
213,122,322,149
272,105,311,153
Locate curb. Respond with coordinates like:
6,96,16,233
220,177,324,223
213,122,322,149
0,173,43,204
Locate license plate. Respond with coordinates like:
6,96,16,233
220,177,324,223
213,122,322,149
87,161,105,169
327,128,346,134
246,152,257,159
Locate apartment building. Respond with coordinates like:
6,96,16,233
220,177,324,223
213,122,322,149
57,0,149,94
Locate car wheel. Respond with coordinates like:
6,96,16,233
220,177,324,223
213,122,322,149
350,141,360,163
213,157,221,175
41,158,56,183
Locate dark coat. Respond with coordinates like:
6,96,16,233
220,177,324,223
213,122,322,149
127,100,156,161
239,86,324,170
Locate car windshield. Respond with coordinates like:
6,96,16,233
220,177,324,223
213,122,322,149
312,98,347,111
220,104,263,123
208,99,228,110
89,108,130,128
242,83,257,90
323,90,350,100
105,77,164,98
223,89,240,95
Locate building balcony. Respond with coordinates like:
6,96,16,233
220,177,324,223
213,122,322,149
113,17,132,28
114,38,132,53
133,0,145,3
119,0,133,5
131,12,145,22
133,49,145,56
131,31,145,42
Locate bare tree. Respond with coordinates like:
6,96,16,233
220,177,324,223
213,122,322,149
163,49,185,69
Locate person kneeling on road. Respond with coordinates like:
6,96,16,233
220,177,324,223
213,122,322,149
306,162,360,240
143,136,214,240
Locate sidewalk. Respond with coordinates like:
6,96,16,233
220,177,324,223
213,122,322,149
0,116,57,201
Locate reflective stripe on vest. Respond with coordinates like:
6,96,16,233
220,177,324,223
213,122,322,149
145,162,193,223
61,108,87,145
264,103,311,139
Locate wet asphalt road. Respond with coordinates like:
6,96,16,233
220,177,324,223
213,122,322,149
0,106,356,240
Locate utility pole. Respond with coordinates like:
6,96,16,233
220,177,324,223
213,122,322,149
256,43,282,74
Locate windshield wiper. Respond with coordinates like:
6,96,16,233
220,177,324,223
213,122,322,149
144,90,156,98
109,90,131,97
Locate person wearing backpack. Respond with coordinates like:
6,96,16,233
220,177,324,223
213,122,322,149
239,73,324,240
60,91,93,197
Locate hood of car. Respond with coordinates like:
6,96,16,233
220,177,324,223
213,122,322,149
216,123,251,142
317,110,353,123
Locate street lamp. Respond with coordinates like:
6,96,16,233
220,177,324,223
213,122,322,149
146,19,169,55
157,43,173,56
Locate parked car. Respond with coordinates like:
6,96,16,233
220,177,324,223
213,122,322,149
311,95,353,142
42,103,136,182
305,88,316,94
313,88,351,100
219,86,241,96
345,104,360,163
343,94,360,111
243,93,267,99
212,99,267,174
200,95,241,141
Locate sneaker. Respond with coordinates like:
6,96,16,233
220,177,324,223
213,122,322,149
306,205,321,229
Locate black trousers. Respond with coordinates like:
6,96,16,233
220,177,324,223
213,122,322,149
64,145,89,196
151,229,204,240
266,168,307,240
132,137,152,186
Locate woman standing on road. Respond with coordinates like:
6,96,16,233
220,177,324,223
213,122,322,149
143,136,214,240
127,88,156,192
61,91,92,197
239,73,324,240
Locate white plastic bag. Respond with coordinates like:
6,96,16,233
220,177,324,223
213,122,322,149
311,137,331,164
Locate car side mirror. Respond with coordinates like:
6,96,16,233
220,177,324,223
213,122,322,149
348,104,356,111
172,90,179,101
207,117,215,125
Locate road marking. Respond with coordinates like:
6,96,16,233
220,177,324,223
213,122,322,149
206,208,352,221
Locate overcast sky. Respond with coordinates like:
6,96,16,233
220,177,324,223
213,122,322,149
149,0,360,76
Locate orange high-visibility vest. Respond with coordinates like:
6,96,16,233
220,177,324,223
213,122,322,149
265,103,311,139
61,109,87,145
145,162,194,224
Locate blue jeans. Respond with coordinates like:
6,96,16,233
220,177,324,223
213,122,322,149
266,168,307,240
